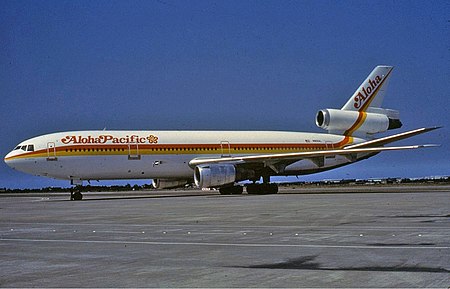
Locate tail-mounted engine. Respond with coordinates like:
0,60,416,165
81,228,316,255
316,108,402,135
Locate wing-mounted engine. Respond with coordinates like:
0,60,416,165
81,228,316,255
194,164,256,188
316,108,402,136
194,164,236,188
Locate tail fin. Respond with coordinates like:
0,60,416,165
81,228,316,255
341,65,393,111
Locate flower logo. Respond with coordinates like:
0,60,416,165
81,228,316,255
147,135,159,144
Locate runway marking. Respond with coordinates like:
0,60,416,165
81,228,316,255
1,238,449,250
89,230,148,234
189,232,240,235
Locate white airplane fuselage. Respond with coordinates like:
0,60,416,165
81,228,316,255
4,130,364,182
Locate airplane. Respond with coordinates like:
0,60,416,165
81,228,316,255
4,65,439,200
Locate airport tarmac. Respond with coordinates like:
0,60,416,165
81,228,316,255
0,186,449,288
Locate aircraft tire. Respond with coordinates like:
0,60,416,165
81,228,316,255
232,186,244,195
246,183,278,195
219,186,243,195
246,184,261,195
268,183,279,194
73,191,83,201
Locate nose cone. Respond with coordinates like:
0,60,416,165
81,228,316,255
4,150,36,175
4,151,17,169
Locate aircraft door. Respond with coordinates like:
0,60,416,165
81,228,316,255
47,142,57,161
128,143,141,160
220,141,231,157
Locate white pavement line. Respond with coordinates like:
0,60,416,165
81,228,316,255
189,232,240,235
1,238,449,250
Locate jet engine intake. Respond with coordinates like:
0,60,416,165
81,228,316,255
194,164,236,188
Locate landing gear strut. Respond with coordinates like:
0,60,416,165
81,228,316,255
70,179,83,201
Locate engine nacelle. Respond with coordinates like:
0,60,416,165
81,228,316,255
316,109,401,135
194,164,236,188
152,179,188,189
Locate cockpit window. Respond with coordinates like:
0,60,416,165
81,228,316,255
13,144,34,152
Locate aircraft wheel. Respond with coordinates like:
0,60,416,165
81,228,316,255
219,186,243,195
72,191,83,201
232,186,244,195
267,183,279,194
246,183,261,195
246,183,278,195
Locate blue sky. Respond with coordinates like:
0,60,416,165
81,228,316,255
1,0,449,189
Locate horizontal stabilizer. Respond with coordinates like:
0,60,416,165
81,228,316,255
344,127,441,149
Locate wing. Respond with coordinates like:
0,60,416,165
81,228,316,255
189,127,440,172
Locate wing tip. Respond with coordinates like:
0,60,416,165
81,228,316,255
424,126,442,131
419,144,441,148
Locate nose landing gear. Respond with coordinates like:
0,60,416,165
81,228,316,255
70,179,84,201
70,187,83,201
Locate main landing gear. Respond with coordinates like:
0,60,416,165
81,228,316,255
219,185,244,195
219,175,279,195
246,175,279,195
246,183,278,195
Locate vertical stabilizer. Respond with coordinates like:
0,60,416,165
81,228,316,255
341,66,393,111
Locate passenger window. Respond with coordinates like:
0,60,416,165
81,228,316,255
27,145,34,152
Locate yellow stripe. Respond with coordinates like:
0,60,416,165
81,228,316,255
344,112,367,136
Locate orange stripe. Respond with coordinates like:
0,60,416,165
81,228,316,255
344,112,367,136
